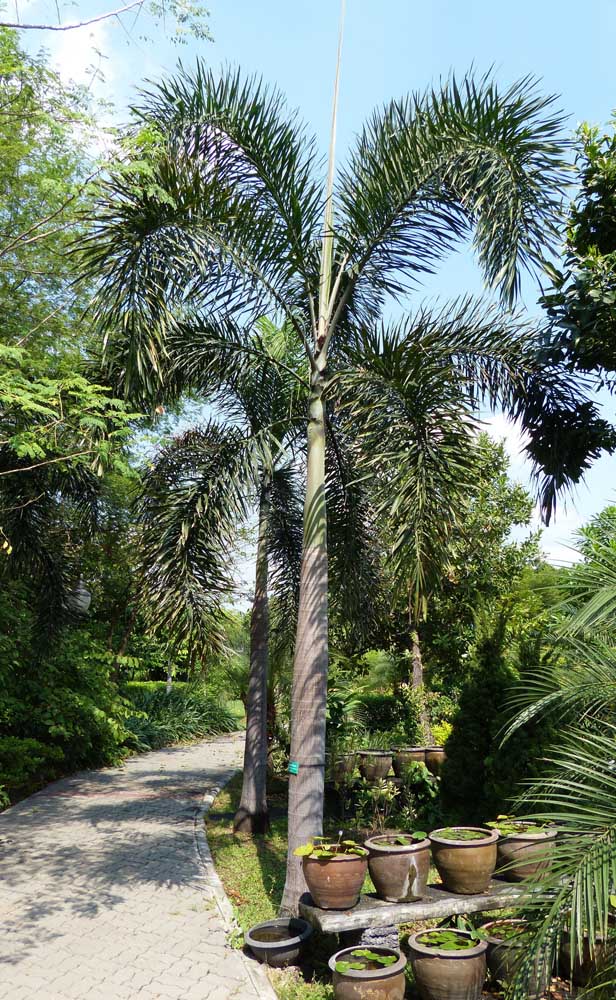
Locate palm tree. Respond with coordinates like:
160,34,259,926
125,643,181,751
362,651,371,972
136,322,306,834
81,58,615,910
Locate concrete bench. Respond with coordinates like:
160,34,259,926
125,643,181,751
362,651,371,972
299,879,526,933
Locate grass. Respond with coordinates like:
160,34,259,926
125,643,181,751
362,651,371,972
206,773,336,1000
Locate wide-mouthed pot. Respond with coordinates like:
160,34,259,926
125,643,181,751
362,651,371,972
424,747,446,776
365,833,431,902
496,824,557,882
482,919,548,999
245,917,312,968
303,851,368,910
392,747,425,776
329,946,406,1000
407,929,487,1000
357,750,392,782
559,928,614,988
429,827,498,894
332,753,357,784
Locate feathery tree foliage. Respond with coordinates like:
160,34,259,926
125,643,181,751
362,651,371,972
80,59,615,910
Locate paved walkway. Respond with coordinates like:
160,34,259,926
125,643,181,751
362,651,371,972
0,733,268,1000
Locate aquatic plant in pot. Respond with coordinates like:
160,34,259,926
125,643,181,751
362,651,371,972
294,834,368,909
329,946,406,1000
429,827,498,893
245,917,312,968
357,749,392,782
487,815,557,882
392,746,425,776
481,919,549,998
365,830,430,902
407,929,487,1000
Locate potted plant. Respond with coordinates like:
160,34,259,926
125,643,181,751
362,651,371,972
392,746,425,775
487,815,557,882
424,746,446,776
429,827,498,894
244,917,312,967
482,919,549,998
407,928,487,1000
332,752,357,784
357,749,392,782
294,834,368,909
328,946,406,1000
364,830,430,902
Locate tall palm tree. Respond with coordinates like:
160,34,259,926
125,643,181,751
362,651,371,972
81,61,614,911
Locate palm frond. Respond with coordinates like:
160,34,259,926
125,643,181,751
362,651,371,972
336,73,569,321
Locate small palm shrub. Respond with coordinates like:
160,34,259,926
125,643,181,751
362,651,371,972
124,685,236,750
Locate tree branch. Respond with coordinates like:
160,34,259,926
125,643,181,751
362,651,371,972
0,0,144,31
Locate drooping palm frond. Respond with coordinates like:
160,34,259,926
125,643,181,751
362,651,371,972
333,320,479,616
502,637,616,740
556,531,616,637
266,463,304,662
505,726,616,999
137,420,264,651
335,74,569,326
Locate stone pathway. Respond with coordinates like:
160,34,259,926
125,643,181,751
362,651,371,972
0,733,271,1000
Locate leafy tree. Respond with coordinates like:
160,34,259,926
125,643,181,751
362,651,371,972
81,61,615,911
542,117,616,377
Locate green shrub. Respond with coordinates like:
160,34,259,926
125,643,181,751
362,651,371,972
356,688,422,744
124,685,236,750
0,736,63,792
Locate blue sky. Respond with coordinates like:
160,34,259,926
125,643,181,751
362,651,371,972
22,0,616,562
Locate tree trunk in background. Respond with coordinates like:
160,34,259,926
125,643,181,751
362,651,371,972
410,627,432,743
166,668,173,694
233,479,271,835
280,373,329,915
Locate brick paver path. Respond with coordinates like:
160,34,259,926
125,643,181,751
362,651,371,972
0,733,264,1000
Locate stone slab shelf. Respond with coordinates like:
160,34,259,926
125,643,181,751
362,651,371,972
299,879,526,933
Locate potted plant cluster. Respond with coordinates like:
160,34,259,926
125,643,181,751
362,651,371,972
486,815,557,881
328,946,406,1000
294,834,368,909
429,827,499,893
364,829,430,902
407,928,487,1000
245,917,312,967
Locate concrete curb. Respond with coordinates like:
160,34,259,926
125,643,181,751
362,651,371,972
194,770,278,1000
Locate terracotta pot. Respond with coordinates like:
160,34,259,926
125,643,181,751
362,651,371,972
333,753,357,783
424,747,446,776
245,917,312,968
559,928,614,987
407,929,487,1000
392,747,425,777
429,827,498,894
329,946,406,1000
303,851,368,910
496,825,557,882
357,751,392,782
482,919,548,999
365,833,431,902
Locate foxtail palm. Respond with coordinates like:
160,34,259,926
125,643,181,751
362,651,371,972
82,58,614,909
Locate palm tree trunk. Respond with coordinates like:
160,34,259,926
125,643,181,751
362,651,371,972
410,626,432,743
234,478,271,835
280,374,329,914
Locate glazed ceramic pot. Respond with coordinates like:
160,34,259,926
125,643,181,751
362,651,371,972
329,946,406,1000
392,747,425,776
482,919,548,999
429,827,498,894
332,753,357,783
424,747,446,777
303,851,368,910
357,750,392,782
496,824,557,882
365,833,431,902
245,917,312,968
407,929,487,1000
